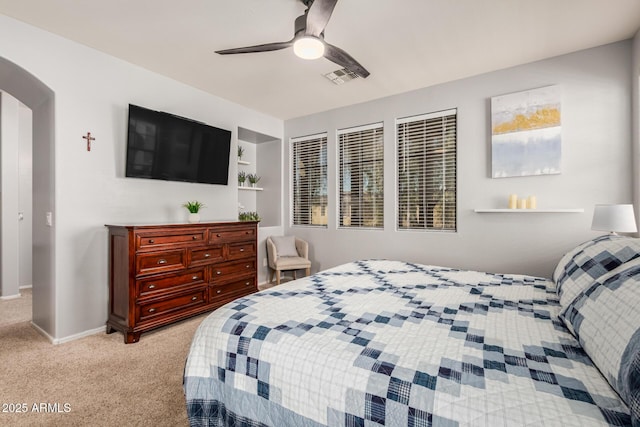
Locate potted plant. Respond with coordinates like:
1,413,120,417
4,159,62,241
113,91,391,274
238,211,260,222
247,173,261,187
183,200,204,223
238,171,247,187
237,145,244,161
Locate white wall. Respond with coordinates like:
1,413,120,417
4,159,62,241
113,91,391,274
0,92,20,298
0,15,283,340
633,30,640,232
284,41,634,279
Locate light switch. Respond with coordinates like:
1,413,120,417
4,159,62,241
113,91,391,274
46,211,52,226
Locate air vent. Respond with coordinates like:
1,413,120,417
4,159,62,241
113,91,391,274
323,68,359,85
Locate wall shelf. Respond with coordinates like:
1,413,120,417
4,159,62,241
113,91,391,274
474,208,584,213
239,186,263,192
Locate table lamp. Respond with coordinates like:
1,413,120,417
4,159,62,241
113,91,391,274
591,204,637,235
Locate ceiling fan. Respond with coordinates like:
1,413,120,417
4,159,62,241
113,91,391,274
215,0,370,78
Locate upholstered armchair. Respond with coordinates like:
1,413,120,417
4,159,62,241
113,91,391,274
266,236,311,285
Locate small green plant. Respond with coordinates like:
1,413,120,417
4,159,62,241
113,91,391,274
247,173,261,185
182,200,204,213
238,211,260,221
238,171,247,185
237,145,244,160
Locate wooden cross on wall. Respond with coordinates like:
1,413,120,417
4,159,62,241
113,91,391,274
83,132,95,151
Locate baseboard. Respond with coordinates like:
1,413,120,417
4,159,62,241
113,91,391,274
30,322,106,345
19,284,33,290
0,293,21,301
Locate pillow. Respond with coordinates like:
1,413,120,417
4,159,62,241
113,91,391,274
558,257,640,423
271,236,299,257
552,234,640,301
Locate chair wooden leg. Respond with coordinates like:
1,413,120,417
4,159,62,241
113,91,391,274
276,270,281,286
305,267,311,277
293,270,297,279
269,269,273,284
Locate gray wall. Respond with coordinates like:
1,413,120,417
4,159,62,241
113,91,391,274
633,31,640,233
284,41,634,279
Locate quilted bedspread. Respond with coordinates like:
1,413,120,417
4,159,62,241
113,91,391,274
184,260,632,426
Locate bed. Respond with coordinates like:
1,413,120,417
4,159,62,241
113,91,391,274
184,235,640,426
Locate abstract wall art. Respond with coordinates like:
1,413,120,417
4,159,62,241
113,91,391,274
491,85,561,178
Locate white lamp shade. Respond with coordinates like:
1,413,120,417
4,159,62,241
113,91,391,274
293,37,325,60
591,204,638,233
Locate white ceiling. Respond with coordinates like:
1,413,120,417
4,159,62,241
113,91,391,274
1,0,639,120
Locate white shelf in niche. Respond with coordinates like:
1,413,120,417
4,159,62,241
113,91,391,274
474,208,584,213
239,186,263,191
238,160,250,165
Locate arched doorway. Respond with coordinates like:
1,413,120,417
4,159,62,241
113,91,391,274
0,56,56,337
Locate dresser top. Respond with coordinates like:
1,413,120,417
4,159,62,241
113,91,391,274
105,220,258,229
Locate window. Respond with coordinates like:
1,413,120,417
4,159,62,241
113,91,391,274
291,133,328,226
338,123,384,229
397,109,457,231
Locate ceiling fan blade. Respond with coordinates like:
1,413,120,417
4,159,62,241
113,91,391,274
324,42,370,78
305,0,338,37
216,41,293,55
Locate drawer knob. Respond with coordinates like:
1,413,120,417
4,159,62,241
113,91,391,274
239,248,245,252
191,296,198,301
216,290,221,294
192,236,197,240
157,259,167,265
204,253,211,258
148,284,156,290
245,282,250,286
192,276,198,280
149,239,155,244
246,265,250,268
216,233,221,237
148,308,156,313
216,271,221,275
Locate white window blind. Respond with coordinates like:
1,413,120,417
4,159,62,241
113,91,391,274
397,109,457,231
291,133,328,227
338,123,384,229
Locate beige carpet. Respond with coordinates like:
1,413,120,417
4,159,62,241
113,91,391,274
0,288,32,327
0,313,208,426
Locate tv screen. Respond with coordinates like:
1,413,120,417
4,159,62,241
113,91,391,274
126,104,231,185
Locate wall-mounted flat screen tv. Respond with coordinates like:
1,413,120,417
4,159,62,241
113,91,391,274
126,104,231,185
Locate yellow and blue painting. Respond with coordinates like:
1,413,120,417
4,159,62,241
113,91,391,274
491,85,561,178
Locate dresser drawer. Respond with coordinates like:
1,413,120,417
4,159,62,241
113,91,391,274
137,288,207,323
209,277,256,302
208,226,256,244
136,268,205,298
136,249,186,276
210,259,256,283
227,242,256,261
189,246,224,266
136,228,207,250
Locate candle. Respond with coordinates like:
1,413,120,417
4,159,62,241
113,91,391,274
528,196,537,209
508,194,518,209
518,199,527,209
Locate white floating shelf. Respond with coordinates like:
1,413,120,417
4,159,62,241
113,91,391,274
239,186,263,191
474,208,584,213
238,160,250,165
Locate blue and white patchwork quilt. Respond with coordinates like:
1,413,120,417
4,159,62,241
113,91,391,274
184,260,633,426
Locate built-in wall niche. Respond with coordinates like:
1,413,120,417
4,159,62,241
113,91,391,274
237,127,282,228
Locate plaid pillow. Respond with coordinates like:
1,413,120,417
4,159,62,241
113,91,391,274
553,235,640,301
559,258,640,424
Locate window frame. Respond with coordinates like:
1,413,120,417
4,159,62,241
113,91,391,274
290,132,328,228
396,108,458,233
336,122,385,230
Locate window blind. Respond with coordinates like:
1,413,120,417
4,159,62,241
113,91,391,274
397,109,457,231
291,133,328,227
338,123,384,229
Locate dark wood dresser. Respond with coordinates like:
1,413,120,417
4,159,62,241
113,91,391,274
105,221,258,343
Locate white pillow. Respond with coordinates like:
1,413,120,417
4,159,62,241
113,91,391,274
271,236,299,257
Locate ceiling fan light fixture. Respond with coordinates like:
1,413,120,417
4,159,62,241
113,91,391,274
293,37,325,60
